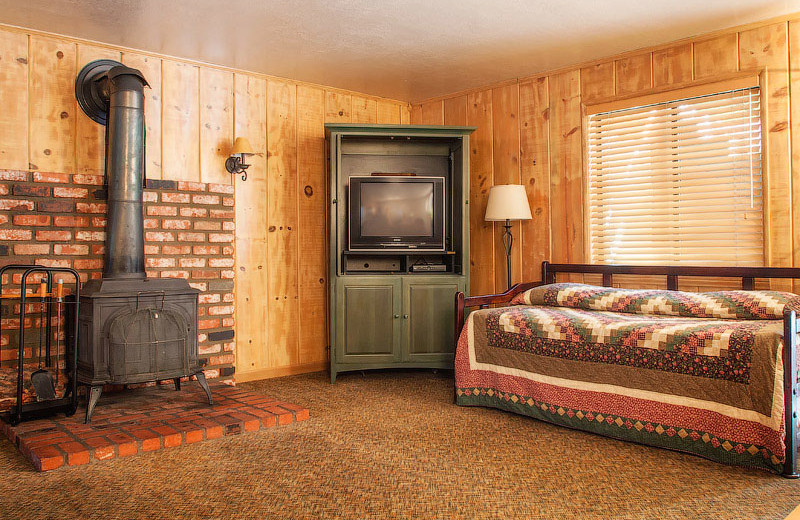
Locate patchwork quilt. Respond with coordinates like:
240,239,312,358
456,283,800,473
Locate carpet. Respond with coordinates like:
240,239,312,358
0,370,799,519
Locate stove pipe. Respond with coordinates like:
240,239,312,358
76,60,149,279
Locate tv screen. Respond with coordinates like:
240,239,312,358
360,182,434,237
348,176,446,251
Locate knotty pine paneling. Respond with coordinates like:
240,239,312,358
75,44,120,176
162,59,200,182
0,25,409,382
29,35,76,173
413,14,800,294
0,29,28,170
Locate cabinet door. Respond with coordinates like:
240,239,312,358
402,278,465,362
334,278,401,364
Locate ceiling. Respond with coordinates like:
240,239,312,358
0,0,797,102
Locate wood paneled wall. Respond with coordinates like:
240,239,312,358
413,16,800,294
0,25,410,382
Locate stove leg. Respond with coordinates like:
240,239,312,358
85,385,102,424
195,372,213,405
173,377,181,391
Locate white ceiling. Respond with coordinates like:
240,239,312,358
1,0,798,102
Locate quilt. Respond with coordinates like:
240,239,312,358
456,283,798,473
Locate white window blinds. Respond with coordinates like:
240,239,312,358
587,87,763,266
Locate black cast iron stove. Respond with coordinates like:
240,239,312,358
74,60,212,423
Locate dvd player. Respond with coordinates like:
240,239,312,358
410,264,447,272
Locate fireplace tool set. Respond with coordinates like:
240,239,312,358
0,265,80,425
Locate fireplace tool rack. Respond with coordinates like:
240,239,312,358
0,265,80,425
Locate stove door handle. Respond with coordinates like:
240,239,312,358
135,290,166,311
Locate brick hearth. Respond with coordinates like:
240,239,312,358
1,383,308,471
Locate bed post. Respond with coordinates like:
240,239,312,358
783,309,799,478
455,291,465,352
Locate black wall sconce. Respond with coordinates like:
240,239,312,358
225,137,254,181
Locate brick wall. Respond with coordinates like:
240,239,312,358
0,170,236,382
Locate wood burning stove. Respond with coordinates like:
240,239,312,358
75,60,212,422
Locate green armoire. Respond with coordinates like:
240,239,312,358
327,124,475,383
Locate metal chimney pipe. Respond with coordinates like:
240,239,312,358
76,61,149,279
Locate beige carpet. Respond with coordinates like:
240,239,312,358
1,370,799,519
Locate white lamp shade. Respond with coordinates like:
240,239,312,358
484,184,533,221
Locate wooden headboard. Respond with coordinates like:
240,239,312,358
542,262,800,291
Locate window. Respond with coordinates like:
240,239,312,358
587,87,763,266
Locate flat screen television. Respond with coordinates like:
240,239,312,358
348,176,446,252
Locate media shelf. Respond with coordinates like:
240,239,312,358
327,124,475,383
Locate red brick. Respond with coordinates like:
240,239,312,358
162,219,192,230
33,172,69,183
84,437,116,460
91,216,107,227
13,184,50,197
266,406,295,426
14,244,50,255
162,192,190,204
209,305,235,316
209,354,235,365
193,220,221,231
180,207,208,217
189,282,207,291
59,441,90,466
0,170,28,181
198,344,221,355
30,446,64,471
162,245,192,255
179,258,205,268
205,425,223,440
53,215,90,227
0,198,34,210
199,293,221,304
177,232,205,242
208,183,234,194
152,426,182,448
146,257,176,268
36,230,72,241
145,231,175,242
0,229,32,241
13,214,50,226
185,429,204,444
198,318,221,330
192,194,220,205
209,233,234,243
53,187,89,198
75,230,105,241
54,244,89,255
143,218,159,229
144,245,159,255
192,270,218,279
222,246,235,255
72,174,104,185
143,191,158,202
129,429,161,451
221,270,235,279
160,270,190,279
36,259,71,268
74,258,103,270
193,245,219,255
177,181,205,192
222,197,234,207
147,205,178,216
38,200,74,212
76,202,107,213
210,208,235,219
209,258,234,268
223,221,235,231
222,318,234,327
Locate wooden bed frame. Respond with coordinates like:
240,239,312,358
454,261,800,478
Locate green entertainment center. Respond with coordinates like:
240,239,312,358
326,124,475,383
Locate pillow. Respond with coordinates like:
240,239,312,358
510,283,800,320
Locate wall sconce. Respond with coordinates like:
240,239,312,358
225,137,254,181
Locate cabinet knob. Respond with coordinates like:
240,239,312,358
403,314,409,319
394,314,400,319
